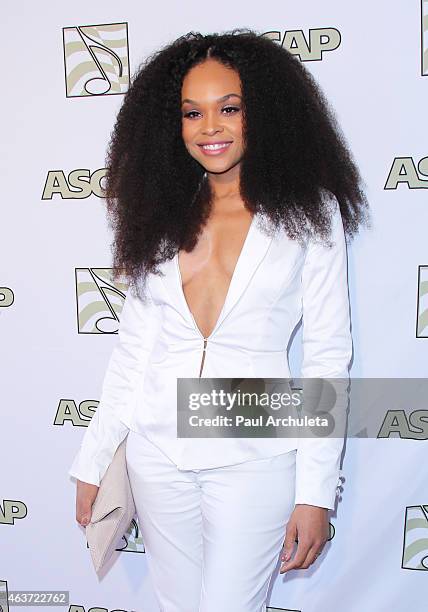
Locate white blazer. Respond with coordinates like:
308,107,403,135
68,191,352,511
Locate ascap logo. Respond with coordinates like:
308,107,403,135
0,288,14,308
0,501,27,525
54,399,98,427
263,28,340,61
75,268,127,334
422,0,428,75
402,504,428,570
62,23,130,97
85,517,146,557
384,157,428,189
378,410,428,440
0,580,9,612
41,169,105,200
417,265,428,337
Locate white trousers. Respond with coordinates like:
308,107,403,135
125,429,296,612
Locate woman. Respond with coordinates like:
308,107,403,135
69,29,368,611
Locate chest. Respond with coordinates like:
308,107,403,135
176,212,254,338
149,213,307,341
178,213,253,287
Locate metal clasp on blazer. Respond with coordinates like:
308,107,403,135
199,338,208,378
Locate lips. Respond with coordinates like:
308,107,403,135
197,141,232,155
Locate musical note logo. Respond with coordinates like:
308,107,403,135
416,265,428,337
0,580,9,612
85,517,146,556
402,504,428,570
75,267,128,334
63,23,130,97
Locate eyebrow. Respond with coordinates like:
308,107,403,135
181,93,242,105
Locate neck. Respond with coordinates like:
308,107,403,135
207,164,240,207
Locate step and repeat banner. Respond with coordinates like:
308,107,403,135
1,2,427,611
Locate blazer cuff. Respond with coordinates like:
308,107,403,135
67,417,129,487
68,454,101,487
294,437,345,511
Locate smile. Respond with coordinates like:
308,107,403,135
198,142,232,155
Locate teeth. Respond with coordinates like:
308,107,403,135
202,143,230,150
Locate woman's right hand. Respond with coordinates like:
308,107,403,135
75,479,99,527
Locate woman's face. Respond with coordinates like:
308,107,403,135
181,58,244,176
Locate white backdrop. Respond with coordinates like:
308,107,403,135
1,1,427,611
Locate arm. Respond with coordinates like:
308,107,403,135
294,193,352,511
68,277,162,486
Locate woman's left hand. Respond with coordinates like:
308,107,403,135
279,504,330,573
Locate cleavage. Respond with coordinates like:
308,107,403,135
177,211,253,338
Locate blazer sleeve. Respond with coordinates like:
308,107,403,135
68,277,163,486
294,194,353,510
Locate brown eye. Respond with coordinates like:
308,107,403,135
222,106,240,114
183,110,200,119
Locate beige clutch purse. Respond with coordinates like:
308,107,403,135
85,434,136,573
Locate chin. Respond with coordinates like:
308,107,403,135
200,157,238,171
204,165,233,175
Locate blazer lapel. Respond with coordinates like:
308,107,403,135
156,211,274,335
212,212,273,332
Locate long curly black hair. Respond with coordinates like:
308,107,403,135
104,28,369,298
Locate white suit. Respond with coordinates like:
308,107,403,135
68,191,352,511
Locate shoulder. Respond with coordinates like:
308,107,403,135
319,188,341,219
308,189,345,250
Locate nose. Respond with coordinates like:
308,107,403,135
201,110,223,136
